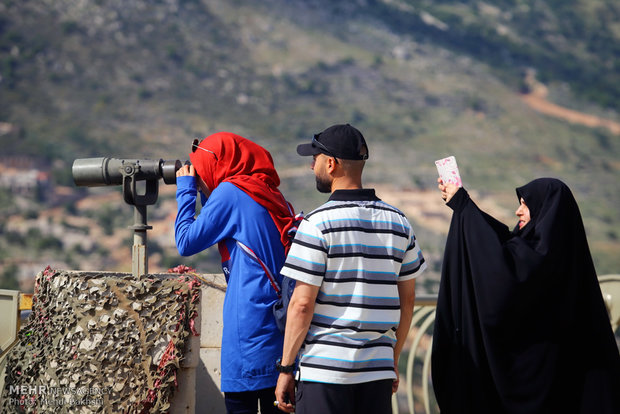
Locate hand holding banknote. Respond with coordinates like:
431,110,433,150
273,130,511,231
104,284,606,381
435,156,461,202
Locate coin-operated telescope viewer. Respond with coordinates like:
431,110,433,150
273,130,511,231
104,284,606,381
72,157,183,277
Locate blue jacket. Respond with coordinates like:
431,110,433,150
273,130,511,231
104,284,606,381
175,177,285,392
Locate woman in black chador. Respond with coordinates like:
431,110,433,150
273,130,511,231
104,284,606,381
432,177,620,414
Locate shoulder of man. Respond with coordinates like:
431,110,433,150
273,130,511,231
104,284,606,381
304,197,409,219
374,199,409,218
301,200,337,222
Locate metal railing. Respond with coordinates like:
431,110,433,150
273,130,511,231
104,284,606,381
392,294,438,414
600,274,620,333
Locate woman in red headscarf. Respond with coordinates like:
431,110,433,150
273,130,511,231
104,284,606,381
175,132,297,414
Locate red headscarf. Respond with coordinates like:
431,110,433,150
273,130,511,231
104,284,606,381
189,132,296,251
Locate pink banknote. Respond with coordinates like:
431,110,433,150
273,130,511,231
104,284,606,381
435,156,462,187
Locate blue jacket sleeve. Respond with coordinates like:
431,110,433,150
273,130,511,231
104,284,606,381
174,178,235,256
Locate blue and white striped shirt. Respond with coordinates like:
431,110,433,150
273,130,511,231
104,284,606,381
281,189,426,384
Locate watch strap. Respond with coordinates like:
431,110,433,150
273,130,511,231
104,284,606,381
276,358,296,374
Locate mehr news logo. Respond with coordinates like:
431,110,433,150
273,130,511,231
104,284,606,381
8,384,110,408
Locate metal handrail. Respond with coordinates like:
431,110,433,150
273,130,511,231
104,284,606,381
392,294,438,414
600,274,620,333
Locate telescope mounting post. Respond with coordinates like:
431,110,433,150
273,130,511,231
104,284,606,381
120,161,159,277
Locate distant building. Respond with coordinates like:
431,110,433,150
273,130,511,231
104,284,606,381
0,156,52,199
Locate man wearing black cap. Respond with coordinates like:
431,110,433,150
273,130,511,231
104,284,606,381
274,124,427,414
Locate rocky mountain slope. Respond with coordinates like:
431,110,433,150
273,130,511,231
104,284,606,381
1,0,619,292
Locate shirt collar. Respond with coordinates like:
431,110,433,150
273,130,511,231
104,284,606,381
328,188,380,202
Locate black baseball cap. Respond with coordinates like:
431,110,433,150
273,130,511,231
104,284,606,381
297,124,369,160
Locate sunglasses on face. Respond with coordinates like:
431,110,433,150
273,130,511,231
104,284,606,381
191,138,218,161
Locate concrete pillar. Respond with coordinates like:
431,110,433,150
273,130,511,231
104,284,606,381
170,289,202,414
195,274,227,413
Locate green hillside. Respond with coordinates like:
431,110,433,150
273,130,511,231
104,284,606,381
1,0,619,291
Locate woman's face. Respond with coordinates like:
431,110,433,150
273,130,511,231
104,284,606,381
196,174,212,198
515,198,531,229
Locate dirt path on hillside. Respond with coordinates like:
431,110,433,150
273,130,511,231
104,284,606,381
520,80,620,135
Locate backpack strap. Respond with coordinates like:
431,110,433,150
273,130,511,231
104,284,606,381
236,241,281,298
288,212,304,238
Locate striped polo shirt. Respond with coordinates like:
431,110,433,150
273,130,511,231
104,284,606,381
281,188,426,384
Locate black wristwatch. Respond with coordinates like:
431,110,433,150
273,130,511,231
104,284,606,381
275,358,296,374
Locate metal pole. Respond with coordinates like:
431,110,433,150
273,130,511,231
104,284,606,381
130,204,152,277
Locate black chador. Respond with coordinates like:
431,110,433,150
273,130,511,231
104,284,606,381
432,178,620,414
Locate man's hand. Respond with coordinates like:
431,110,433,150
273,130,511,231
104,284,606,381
274,282,319,412
392,365,400,393
437,177,459,203
274,372,296,413
176,163,195,177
